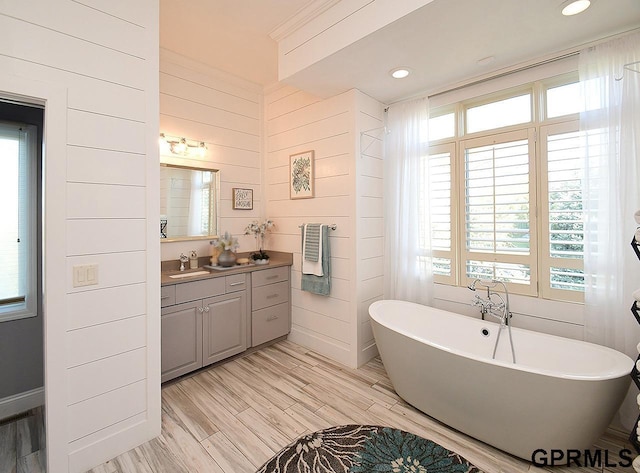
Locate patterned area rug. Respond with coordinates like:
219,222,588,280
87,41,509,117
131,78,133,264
256,425,484,473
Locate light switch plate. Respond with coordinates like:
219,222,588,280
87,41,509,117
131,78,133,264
73,264,99,287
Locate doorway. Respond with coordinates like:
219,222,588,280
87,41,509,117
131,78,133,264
0,99,45,472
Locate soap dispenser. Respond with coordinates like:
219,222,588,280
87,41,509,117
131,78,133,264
189,250,198,269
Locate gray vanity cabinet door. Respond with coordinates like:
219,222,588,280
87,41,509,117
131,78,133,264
202,291,247,366
161,300,202,383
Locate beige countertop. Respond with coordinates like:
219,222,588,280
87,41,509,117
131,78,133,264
160,251,293,286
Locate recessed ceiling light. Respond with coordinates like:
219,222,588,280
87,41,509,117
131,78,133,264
390,68,410,79
561,0,591,16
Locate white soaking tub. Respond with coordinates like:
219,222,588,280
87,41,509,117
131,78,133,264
369,299,633,460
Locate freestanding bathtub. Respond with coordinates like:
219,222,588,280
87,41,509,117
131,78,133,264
369,299,633,461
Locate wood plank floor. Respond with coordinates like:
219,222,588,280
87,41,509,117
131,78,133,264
89,340,635,473
0,406,46,473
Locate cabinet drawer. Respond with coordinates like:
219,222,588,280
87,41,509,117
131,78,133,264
161,285,175,307
225,273,247,293
252,303,290,347
252,266,289,288
252,280,289,311
175,277,225,303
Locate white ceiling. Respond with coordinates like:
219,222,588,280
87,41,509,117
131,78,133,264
160,0,640,103
160,0,307,85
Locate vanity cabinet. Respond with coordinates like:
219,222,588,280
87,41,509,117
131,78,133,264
160,257,292,383
251,266,290,347
161,273,248,383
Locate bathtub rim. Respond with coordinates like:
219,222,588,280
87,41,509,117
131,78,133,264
369,299,633,382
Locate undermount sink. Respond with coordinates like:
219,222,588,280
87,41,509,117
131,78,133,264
168,270,210,279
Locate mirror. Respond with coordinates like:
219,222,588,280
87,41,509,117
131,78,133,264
160,163,219,241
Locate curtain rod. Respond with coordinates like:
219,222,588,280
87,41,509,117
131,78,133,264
386,27,640,106
427,51,579,100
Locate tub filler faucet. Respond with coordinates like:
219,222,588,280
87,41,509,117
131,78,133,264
468,278,516,363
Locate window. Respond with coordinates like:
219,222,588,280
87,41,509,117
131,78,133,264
0,121,38,321
466,93,532,134
423,75,585,302
422,143,456,284
462,130,537,295
539,123,585,302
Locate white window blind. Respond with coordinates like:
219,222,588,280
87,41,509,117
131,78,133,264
461,129,537,294
0,122,37,321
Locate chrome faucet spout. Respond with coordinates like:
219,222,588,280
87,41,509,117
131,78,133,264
468,278,516,363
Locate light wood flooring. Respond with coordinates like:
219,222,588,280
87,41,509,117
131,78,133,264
88,340,634,473
0,406,46,473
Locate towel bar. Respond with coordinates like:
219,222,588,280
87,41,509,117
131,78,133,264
299,224,337,230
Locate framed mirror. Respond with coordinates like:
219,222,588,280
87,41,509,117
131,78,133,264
160,163,219,241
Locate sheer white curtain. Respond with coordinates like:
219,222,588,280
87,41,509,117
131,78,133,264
580,32,640,427
383,97,433,305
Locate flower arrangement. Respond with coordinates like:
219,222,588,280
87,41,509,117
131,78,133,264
244,219,274,261
210,231,239,251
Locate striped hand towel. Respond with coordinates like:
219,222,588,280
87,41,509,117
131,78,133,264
303,223,321,262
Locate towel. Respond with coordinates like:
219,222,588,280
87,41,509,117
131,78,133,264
635,228,640,244
302,224,323,277
304,223,321,262
301,224,331,296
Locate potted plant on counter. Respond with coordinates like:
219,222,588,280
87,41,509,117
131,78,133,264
210,231,239,267
244,219,274,265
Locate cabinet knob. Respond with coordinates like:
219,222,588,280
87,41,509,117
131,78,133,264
198,307,204,313
266,294,279,299
266,315,279,321
204,306,210,312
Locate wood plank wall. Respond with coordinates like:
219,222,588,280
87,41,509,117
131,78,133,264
265,86,384,368
0,1,160,472
159,50,264,261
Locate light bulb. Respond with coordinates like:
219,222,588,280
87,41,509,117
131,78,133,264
561,0,590,16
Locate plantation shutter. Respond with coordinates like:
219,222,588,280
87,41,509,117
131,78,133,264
539,122,585,302
461,129,537,295
423,143,456,284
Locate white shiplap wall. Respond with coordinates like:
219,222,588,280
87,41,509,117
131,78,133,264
355,93,385,366
0,1,160,472
265,86,384,368
159,50,263,261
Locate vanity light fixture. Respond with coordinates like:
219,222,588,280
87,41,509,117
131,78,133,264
390,67,411,79
159,133,207,157
561,0,590,16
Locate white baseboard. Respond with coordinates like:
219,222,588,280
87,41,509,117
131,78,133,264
0,387,44,420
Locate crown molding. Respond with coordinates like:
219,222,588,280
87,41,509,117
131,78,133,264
269,0,342,42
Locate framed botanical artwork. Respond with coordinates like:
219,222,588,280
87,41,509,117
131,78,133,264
289,150,314,199
232,187,253,210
